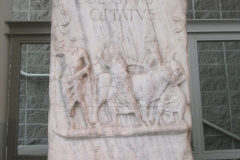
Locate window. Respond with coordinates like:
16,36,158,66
7,24,50,159
188,30,240,159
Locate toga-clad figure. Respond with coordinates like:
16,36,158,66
97,51,145,127
59,37,92,129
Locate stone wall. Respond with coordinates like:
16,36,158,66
13,0,51,21
187,0,240,19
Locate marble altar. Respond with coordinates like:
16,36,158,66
49,0,192,159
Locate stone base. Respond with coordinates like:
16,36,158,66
53,122,190,138
48,131,192,160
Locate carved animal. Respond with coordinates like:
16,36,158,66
131,67,170,124
93,72,146,127
93,66,170,126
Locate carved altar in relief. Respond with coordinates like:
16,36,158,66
49,0,192,159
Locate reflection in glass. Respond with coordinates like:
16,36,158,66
18,44,50,155
197,41,240,151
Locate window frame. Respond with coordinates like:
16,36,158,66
189,33,240,159
7,32,50,160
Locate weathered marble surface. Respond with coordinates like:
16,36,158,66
49,0,192,159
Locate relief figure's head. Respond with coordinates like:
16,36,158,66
145,35,158,52
163,45,176,62
59,4,71,26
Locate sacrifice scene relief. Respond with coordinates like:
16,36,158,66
51,1,190,138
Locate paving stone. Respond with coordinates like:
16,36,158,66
225,42,240,50
19,96,26,110
20,54,27,72
21,51,27,60
199,65,226,78
204,135,233,150
29,11,52,21
201,92,229,106
26,66,39,74
30,0,52,10
203,120,231,136
43,0,52,11
232,119,240,134
26,110,48,124
195,11,220,19
38,66,50,74
43,53,50,65
18,140,25,145
41,139,48,145
225,51,240,64
187,0,193,10
197,42,223,50
30,0,45,10
28,52,49,66
221,0,240,11
227,65,240,77
222,12,240,19
13,11,28,21
194,0,220,10
27,80,49,95
26,139,43,145
26,125,48,139
228,78,240,91
42,44,51,51
202,106,230,121
200,78,227,91
187,11,194,19
233,136,240,149
19,110,25,124
19,80,26,95
20,75,26,81
231,106,240,119
13,0,29,10
28,44,43,51
230,91,240,105
18,125,25,139
27,95,49,109
198,51,224,65
21,44,27,51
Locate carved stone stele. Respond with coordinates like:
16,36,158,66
49,0,193,159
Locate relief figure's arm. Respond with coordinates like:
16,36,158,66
74,59,90,81
126,58,144,67
74,67,87,80
174,63,187,85
143,55,154,70
97,51,110,69
82,51,91,68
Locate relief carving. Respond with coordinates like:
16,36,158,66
55,37,93,129
50,0,192,159
53,30,189,137
96,48,146,127
156,47,187,125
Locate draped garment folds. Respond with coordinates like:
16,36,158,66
107,55,137,112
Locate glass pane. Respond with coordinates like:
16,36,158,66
197,41,240,151
18,44,50,155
